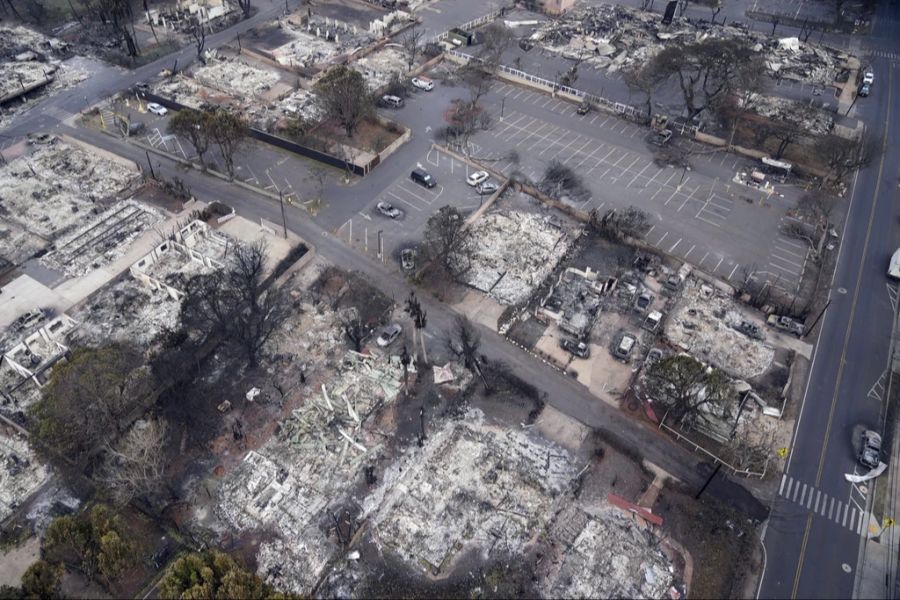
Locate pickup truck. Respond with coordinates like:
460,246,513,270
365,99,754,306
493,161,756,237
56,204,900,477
766,314,805,337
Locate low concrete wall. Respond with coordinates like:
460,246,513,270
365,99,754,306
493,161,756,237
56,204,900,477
0,76,53,105
377,124,411,163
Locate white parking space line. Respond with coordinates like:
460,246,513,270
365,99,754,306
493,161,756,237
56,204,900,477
684,244,696,259
550,100,564,111
572,144,604,170
547,135,585,162
502,117,542,143
590,114,599,124
530,126,563,153
387,191,423,212
514,121,551,146
541,97,554,108
769,261,800,275
657,231,669,246
770,252,805,269
559,139,594,164
627,162,653,188
669,238,682,253
728,264,740,280
777,236,807,249
715,257,724,271
495,113,529,137
700,251,709,265
696,214,722,228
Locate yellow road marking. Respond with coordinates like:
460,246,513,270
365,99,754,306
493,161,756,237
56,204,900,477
790,64,894,598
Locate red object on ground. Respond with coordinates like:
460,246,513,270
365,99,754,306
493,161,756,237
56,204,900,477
607,492,664,526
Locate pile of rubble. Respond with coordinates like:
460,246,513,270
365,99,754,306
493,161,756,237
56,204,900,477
67,278,181,348
0,220,45,271
152,76,212,110
0,140,139,240
460,211,577,306
746,94,833,135
532,4,845,86
362,409,579,574
354,46,407,89
0,427,51,522
540,508,675,598
40,200,163,277
664,280,774,379
269,15,367,68
214,349,404,595
192,56,284,100
0,25,84,117
274,88,322,123
538,267,611,338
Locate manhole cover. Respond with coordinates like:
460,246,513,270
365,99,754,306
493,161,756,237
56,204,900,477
842,563,852,573
859,485,868,495
838,287,848,294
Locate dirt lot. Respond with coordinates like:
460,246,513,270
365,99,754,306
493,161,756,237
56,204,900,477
655,483,760,599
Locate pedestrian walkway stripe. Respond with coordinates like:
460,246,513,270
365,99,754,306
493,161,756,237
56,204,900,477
779,475,868,536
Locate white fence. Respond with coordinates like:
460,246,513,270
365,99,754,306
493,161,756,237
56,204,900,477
446,49,700,138
658,411,768,479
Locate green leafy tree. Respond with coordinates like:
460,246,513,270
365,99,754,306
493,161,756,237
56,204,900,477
21,560,64,599
646,354,733,425
30,344,153,460
206,111,247,178
160,550,274,599
44,505,138,587
168,109,212,168
315,65,373,138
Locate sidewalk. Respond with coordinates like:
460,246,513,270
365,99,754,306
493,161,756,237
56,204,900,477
854,298,900,598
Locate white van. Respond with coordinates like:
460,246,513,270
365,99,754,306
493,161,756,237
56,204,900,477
381,94,404,108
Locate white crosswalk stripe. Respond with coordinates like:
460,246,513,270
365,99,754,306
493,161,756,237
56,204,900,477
778,475,870,536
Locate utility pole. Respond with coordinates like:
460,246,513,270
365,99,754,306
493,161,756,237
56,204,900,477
695,462,722,499
278,189,288,239
804,298,832,337
145,150,156,179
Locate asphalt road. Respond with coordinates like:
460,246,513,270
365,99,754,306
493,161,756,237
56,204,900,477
0,0,781,570
758,2,900,598
51,120,767,520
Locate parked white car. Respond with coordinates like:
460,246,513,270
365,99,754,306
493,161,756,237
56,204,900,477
466,170,489,186
863,70,875,85
147,102,168,116
411,76,434,91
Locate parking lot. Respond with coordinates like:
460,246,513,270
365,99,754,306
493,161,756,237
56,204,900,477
467,81,808,294
335,147,501,271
